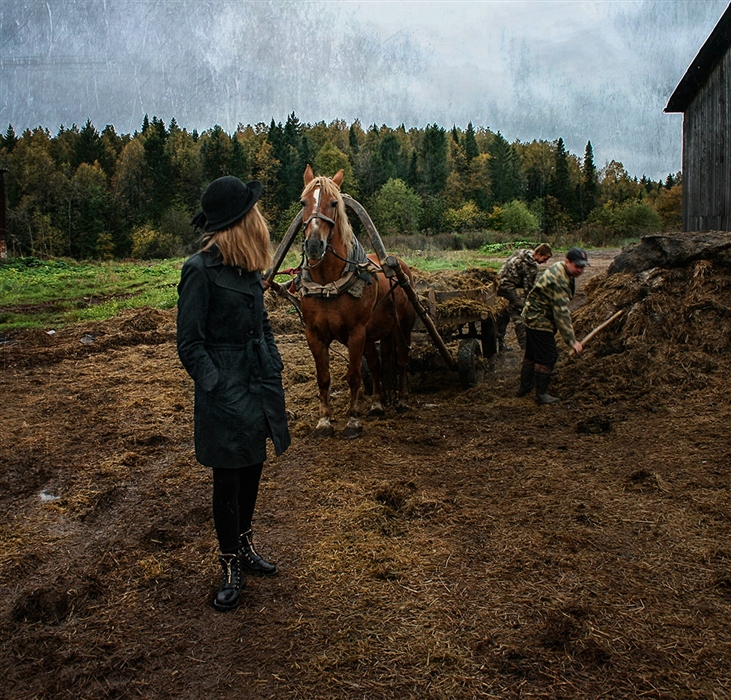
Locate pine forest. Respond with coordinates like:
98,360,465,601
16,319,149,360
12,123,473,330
0,114,683,260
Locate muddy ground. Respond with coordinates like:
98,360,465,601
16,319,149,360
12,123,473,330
1,247,730,699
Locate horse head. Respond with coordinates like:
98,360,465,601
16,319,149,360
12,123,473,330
300,165,353,263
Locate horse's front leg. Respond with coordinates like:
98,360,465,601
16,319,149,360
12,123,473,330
305,330,334,437
342,331,368,439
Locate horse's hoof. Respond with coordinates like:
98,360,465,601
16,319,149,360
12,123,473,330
314,425,334,438
342,425,363,439
369,405,385,417
396,403,411,414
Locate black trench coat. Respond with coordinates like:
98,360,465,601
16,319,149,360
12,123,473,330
177,249,291,469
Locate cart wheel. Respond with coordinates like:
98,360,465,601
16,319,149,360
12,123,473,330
361,356,373,396
457,338,485,389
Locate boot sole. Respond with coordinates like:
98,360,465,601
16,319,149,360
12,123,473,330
241,565,278,576
213,599,240,612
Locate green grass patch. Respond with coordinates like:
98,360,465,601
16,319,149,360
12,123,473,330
0,240,620,331
0,257,183,331
399,249,502,274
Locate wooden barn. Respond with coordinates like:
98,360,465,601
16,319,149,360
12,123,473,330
665,4,731,232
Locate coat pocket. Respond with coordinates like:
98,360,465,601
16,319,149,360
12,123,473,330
204,349,251,399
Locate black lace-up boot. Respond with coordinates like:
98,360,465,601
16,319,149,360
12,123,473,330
239,529,278,576
214,553,244,611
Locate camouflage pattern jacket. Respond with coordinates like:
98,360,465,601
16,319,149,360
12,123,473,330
521,261,577,346
498,249,539,292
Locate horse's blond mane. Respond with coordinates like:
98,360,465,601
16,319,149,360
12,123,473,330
302,175,355,255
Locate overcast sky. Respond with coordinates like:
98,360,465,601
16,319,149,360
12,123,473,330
1,0,728,180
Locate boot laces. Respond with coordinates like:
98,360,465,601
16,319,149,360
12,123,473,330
220,554,240,586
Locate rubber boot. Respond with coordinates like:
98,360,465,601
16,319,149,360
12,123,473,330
239,529,278,576
214,553,244,611
516,361,535,397
534,371,560,404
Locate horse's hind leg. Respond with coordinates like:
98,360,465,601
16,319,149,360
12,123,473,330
363,341,385,417
394,312,415,413
305,330,334,437
342,332,369,438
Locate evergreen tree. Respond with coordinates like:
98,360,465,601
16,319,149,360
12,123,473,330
227,135,249,181
99,125,125,180
407,150,418,191
464,122,479,162
579,140,598,220
379,131,408,184
74,119,103,170
299,133,314,180
1,124,18,152
354,125,384,199
52,124,80,174
488,132,524,205
451,126,460,146
348,123,360,154
281,113,305,205
201,124,232,182
549,137,574,216
418,123,448,197
143,117,174,221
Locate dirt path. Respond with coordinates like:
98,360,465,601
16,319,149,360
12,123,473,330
1,247,729,700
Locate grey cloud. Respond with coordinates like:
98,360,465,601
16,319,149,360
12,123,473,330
1,0,728,179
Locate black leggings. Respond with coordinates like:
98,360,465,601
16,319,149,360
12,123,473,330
212,463,264,554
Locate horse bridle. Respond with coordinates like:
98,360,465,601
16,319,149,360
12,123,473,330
302,181,339,266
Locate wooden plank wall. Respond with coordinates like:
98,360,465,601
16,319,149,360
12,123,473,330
683,48,731,231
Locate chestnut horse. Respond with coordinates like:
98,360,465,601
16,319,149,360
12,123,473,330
299,165,416,438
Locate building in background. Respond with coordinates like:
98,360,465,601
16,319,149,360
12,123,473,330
665,3,731,232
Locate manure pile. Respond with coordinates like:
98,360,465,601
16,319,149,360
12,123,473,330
558,233,731,403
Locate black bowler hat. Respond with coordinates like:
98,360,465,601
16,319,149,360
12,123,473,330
191,176,263,232
566,247,590,267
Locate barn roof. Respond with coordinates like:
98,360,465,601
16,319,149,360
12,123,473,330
665,3,731,113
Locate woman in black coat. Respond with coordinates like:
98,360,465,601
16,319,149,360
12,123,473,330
177,176,291,612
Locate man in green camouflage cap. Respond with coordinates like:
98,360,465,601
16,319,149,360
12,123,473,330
519,247,588,403
496,243,552,351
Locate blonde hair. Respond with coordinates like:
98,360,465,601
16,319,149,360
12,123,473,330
300,175,355,256
202,204,272,271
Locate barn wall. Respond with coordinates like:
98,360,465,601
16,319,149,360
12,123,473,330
683,47,731,231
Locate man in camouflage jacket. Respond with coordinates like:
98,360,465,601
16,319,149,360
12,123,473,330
497,243,552,351
518,247,588,403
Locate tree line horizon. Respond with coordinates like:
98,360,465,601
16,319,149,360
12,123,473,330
0,114,682,260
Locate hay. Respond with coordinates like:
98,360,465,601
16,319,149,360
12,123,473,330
1,249,730,699
557,258,731,402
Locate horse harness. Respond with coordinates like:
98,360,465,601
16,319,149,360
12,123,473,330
298,182,401,306
298,253,382,299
